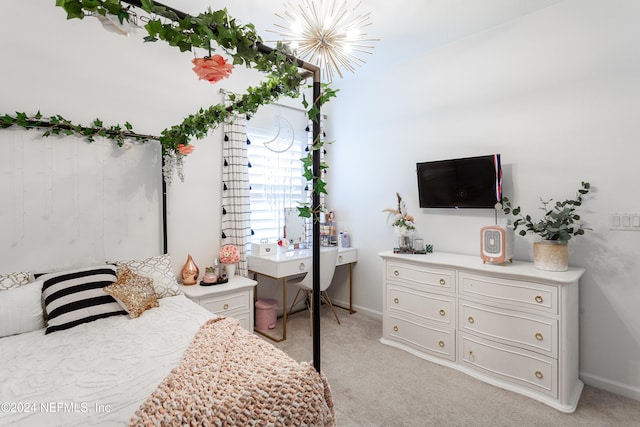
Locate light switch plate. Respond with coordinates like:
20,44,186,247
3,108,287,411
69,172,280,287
609,213,640,231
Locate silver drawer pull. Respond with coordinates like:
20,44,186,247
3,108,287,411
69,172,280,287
535,295,543,304
223,304,229,310
535,371,544,379
535,332,544,341
467,316,475,324
468,350,474,362
439,309,446,317
439,278,446,285
299,262,306,271
438,340,445,348
393,325,399,332
393,298,399,304
393,270,400,276
338,255,343,262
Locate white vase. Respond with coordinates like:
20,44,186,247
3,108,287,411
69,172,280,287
533,241,568,272
224,263,236,279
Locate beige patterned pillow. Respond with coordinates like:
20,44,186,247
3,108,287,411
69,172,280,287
104,267,159,319
0,272,30,291
115,254,182,298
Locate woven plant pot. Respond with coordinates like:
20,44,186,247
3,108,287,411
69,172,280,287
533,241,568,272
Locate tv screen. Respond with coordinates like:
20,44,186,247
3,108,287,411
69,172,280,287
416,154,502,209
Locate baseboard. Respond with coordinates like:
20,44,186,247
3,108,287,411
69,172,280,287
580,372,640,401
331,298,382,321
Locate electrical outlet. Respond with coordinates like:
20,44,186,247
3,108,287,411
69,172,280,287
609,213,640,231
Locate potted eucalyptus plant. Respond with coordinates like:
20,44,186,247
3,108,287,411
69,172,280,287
502,181,591,271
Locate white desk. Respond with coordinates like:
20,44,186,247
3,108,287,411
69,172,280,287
248,247,357,342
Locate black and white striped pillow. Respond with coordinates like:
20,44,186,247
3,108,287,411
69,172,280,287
40,265,126,334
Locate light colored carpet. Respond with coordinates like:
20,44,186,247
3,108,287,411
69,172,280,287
264,307,640,427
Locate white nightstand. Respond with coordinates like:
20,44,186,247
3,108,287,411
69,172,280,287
180,276,256,332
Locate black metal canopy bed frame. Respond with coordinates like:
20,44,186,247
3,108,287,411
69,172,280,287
8,0,327,372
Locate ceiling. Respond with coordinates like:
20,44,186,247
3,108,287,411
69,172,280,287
164,0,564,79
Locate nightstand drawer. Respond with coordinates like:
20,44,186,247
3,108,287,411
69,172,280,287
225,309,251,330
200,292,250,315
387,284,454,326
459,300,557,357
459,272,557,315
180,278,256,333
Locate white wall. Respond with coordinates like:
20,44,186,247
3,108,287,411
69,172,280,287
327,0,640,400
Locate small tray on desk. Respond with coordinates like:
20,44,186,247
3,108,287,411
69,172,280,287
199,277,228,286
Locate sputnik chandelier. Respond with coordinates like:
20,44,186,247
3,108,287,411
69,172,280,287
271,0,377,81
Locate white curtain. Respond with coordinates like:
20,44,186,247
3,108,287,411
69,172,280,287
221,114,251,277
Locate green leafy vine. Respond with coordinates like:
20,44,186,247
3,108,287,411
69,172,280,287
297,84,339,219
0,111,157,146
2,0,336,186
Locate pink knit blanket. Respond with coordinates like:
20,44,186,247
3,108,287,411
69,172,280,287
130,317,335,426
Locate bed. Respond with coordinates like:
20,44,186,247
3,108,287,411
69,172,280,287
0,260,335,426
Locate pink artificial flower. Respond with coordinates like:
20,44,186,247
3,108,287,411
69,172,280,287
191,54,233,84
219,244,240,264
177,144,194,155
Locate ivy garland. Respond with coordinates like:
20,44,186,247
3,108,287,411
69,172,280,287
1,0,337,193
0,111,157,145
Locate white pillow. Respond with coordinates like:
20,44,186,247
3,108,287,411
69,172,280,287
0,280,45,337
115,254,183,298
0,271,30,291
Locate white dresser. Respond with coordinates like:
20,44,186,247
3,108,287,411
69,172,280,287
180,276,256,332
379,251,584,412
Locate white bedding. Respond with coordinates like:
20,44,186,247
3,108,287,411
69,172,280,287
0,295,215,427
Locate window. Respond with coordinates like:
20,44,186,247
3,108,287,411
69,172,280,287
247,104,310,242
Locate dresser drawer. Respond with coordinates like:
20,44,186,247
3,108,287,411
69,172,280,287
385,314,455,361
459,272,557,315
387,262,455,292
200,291,250,315
459,300,557,357
387,284,454,326
459,332,557,398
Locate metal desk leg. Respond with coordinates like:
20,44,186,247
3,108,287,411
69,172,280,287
282,277,287,340
333,262,356,314
251,271,287,343
349,263,355,314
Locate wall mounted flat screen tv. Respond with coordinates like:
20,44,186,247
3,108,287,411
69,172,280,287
416,154,502,209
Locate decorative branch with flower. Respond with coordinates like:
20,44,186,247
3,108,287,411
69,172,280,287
383,193,416,236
